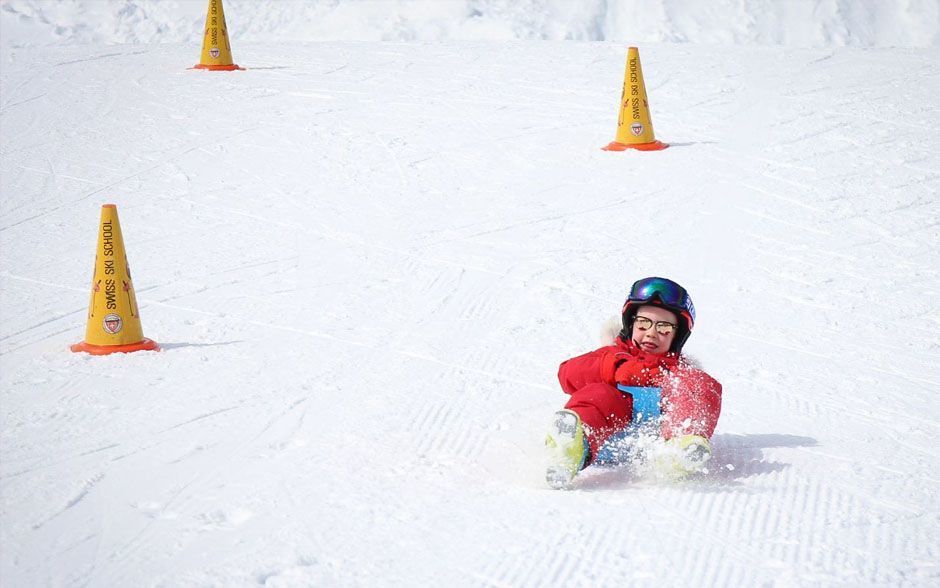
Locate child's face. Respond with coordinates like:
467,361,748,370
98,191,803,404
631,305,679,355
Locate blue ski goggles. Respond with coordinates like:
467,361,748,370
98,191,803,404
626,277,696,324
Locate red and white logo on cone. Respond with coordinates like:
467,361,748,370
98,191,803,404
631,123,644,136
210,47,220,58
103,313,123,334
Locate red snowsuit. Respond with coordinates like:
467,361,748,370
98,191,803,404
558,337,721,461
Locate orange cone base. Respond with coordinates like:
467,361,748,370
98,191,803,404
192,63,245,71
70,338,160,355
602,140,669,152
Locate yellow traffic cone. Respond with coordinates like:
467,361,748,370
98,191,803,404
603,47,668,152
71,205,159,355
193,0,244,71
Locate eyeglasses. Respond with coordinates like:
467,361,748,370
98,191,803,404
633,315,677,335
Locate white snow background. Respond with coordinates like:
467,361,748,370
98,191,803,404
2,0,939,586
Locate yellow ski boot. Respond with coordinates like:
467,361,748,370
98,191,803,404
655,434,712,477
545,410,589,489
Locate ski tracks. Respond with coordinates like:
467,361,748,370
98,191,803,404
88,393,314,586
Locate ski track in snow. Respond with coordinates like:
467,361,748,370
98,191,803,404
1,37,939,587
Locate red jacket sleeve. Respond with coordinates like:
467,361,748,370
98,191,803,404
557,346,620,394
659,366,722,440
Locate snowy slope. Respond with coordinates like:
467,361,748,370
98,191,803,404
2,3,940,588
2,0,939,47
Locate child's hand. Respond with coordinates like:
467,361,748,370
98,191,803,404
658,354,679,373
615,352,675,386
599,351,629,385
613,354,656,386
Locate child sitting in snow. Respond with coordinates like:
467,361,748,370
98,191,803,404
545,276,722,488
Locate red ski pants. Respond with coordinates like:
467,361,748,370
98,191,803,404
564,382,633,461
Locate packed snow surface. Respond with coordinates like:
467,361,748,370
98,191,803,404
2,1,940,587
2,0,939,47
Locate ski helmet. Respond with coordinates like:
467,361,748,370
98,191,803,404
619,276,696,353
